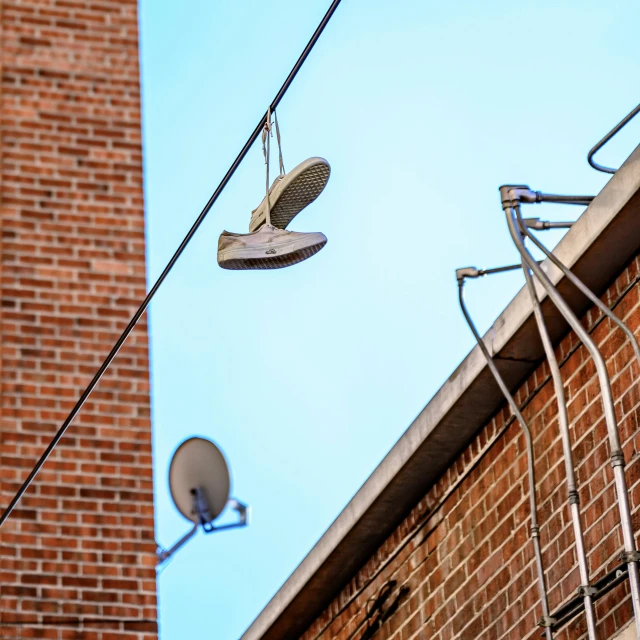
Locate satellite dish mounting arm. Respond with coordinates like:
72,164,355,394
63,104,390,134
156,523,199,564
204,498,250,533
156,494,250,565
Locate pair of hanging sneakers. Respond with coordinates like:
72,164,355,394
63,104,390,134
217,157,330,270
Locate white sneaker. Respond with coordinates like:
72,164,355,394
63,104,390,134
217,224,327,270
249,157,331,232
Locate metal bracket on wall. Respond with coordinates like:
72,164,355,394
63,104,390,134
548,563,629,632
538,615,558,629
620,551,640,564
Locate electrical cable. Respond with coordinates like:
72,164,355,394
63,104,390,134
0,0,344,530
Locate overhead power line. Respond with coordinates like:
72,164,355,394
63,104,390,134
0,0,343,530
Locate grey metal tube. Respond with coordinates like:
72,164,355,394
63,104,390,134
522,218,574,231
535,194,594,206
523,227,640,368
522,259,598,639
588,103,640,174
479,263,526,276
156,524,199,565
458,281,553,638
504,198,640,637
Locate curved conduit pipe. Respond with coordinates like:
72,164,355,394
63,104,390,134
457,278,553,639
501,186,640,637
588,103,640,175
522,227,640,369
521,257,598,639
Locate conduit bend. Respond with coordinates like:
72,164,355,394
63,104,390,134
588,103,640,174
522,226,640,369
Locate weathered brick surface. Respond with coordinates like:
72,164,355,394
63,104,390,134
0,1,156,638
302,256,640,640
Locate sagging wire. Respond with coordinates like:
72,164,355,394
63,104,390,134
0,0,344,531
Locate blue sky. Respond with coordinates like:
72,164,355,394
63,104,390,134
138,1,640,637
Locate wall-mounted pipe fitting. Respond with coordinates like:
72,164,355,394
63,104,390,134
456,264,527,283
500,185,594,209
455,267,481,282
522,217,575,231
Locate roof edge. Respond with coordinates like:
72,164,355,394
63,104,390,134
242,144,640,640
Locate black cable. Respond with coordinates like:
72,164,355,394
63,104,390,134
0,0,343,530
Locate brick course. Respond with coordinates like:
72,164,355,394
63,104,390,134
302,256,640,640
0,1,156,638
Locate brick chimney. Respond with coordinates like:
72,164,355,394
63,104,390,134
0,1,156,638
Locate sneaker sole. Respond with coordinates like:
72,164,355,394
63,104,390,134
218,238,327,270
249,161,331,232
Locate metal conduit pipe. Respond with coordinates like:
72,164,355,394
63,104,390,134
457,279,553,638
500,186,640,638
588,103,640,175
522,227,640,369
523,218,574,231
521,258,598,639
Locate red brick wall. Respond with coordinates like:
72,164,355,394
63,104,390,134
0,1,156,638
302,256,640,640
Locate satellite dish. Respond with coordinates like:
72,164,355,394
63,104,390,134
157,436,248,565
168,437,231,525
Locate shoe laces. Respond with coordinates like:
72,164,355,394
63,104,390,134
265,224,292,234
